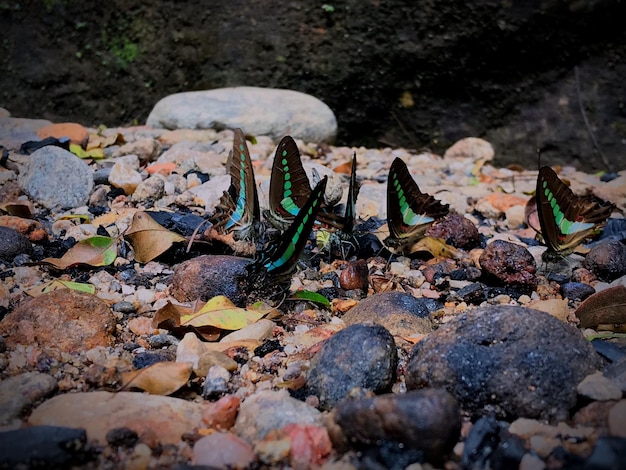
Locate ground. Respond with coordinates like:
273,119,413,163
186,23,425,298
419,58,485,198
1,0,625,172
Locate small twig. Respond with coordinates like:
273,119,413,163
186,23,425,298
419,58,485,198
574,66,613,172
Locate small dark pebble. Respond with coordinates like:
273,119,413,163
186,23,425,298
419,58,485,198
106,427,139,448
426,212,481,249
0,226,32,261
117,267,137,283
462,416,526,470
479,240,537,288
123,342,141,352
12,253,32,266
582,437,626,469
93,167,112,185
600,172,619,182
317,286,341,301
333,389,461,469
112,301,136,314
321,271,340,287
202,376,229,399
598,218,626,242
583,240,626,282
254,339,282,358
183,170,210,184
148,334,180,349
546,272,570,284
0,335,7,353
132,350,174,369
454,282,487,305
561,282,595,301
0,425,93,468
306,323,397,411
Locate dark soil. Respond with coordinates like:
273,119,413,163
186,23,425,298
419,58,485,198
1,0,625,171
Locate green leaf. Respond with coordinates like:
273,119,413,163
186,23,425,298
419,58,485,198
43,235,118,269
292,290,331,308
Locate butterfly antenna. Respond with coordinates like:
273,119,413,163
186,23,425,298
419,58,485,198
536,148,542,171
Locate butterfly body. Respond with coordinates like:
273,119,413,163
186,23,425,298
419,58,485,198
534,166,615,256
209,129,261,241
384,157,449,254
250,176,328,277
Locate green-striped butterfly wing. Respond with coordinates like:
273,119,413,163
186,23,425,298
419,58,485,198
251,176,328,276
265,136,313,230
536,166,614,255
384,157,449,252
210,128,260,240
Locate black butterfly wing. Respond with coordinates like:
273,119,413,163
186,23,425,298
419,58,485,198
265,136,312,229
536,166,614,254
252,176,328,276
209,128,260,240
341,152,360,234
385,157,449,250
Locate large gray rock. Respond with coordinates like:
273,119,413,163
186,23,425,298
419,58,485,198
18,146,93,209
405,305,603,422
146,87,337,143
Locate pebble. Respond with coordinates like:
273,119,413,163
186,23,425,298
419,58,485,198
0,290,116,351
342,291,437,337
36,122,89,145
202,365,231,398
333,389,461,467
233,389,324,442
583,240,626,282
305,323,397,410
193,432,256,468
28,391,220,448
147,87,338,143
462,416,526,470
108,160,143,195
169,254,252,307
0,215,49,242
480,239,537,288
0,226,32,261
405,305,603,421
0,425,91,468
113,137,162,164
443,137,494,162
132,174,166,201
577,371,622,401
338,259,369,292
17,145,94,209
427,212,481,249
0,371,58,424
560,282,595,301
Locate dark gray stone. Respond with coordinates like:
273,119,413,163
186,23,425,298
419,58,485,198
561,282,596,302
583,240,626,282
405,305,603,421
0,226,32,261
334,389,461,467
0,372,58,425
306,323,397,411
0,425,91,468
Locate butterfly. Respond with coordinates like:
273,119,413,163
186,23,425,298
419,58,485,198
533,166,615,256
264,135,348,231
383,157,449,253
315,152,361,257
209,128,261,241
264,135,314,231
250,176,328,277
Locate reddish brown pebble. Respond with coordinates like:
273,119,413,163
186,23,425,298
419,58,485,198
339,259,369,292
422,260,455,284
479,240,537,288
427,213,480,249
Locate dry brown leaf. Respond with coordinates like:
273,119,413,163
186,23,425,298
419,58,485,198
407,236,464,259
125,211,186,263
153,300,220,341
0,200,35,218
119,361,193,395
575,286,626,328
42,236,118,269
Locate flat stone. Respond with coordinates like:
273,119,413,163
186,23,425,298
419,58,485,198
193,432,256,468
17,146,93,209
577,371,622,401
233,389,324,443
28,391,216,447
146,87,337,143
0,290,116,351
0,372,58,424
0,115,52,150
36,122,89,146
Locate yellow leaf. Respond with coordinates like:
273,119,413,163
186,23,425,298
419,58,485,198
120,362,193,395
25,280,96,297
406,236,463,259
124,211,186,263
181,295,271,331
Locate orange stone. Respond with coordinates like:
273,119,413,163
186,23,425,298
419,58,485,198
36,122,89,146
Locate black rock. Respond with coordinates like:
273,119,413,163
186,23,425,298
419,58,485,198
306,323,397,410
583,241,626,282
561,282,596,302
0,425,93,468
0,226,32,262
405,305,603,421
462,416,526,470
254,339,283,358
132,350,174,369
455,282,487,305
